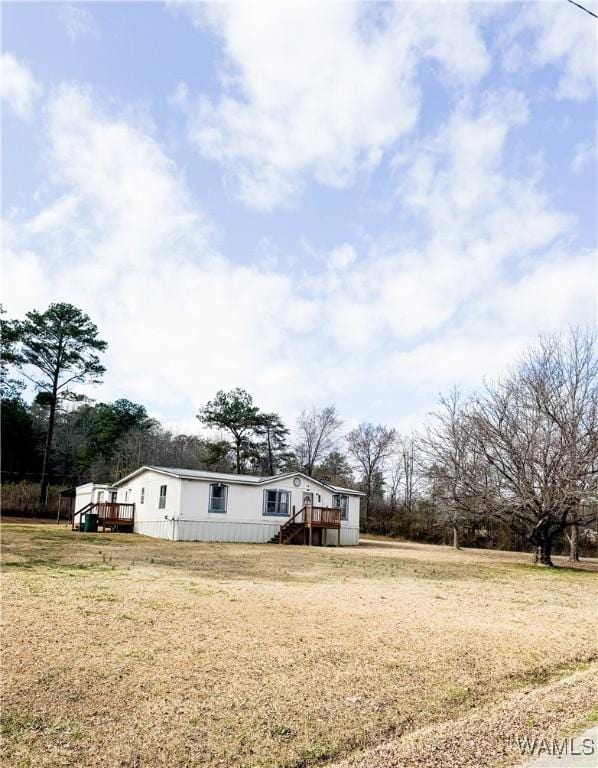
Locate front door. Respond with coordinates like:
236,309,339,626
110,491,117,503
302,492,313,526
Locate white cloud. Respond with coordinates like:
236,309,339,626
381,248,597,393
3,85,324,421
0,53,41,121
25,194,80,235
571,140,595,174
327,244,357,271
3,74,593,432
490,251,596,334
383,335,526,389
42,84,212,269
312,90,573,353
503,2,598,101
57,3,99,43
178,2,490,209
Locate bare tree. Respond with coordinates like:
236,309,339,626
565,512,580,562
346,423,396,522
112,426,234,479
388,459,403,516
419,388,487,549
296,405,342,476
401,435,417,514
470,328,598,565
387,435,418,528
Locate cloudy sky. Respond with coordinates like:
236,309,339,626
2,1,596,434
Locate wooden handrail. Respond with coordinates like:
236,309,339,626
72,502,93,530
278,506,306,543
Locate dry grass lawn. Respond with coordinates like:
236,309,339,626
1,522,597,768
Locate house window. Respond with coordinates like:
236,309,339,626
125,490,131,502
263,489,290,517
159,485,167,509
97,491,104,503
209,483,228,513
332,494,349,520
140,487,145,504
110,491,117,502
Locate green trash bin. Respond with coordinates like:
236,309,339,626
83,513,99,533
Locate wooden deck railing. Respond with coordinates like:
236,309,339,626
276,505,342,542
95,502,135,524
305,506,341,527
275,505,343,545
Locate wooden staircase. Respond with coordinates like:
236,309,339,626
268,521,305,545
268,506,342,545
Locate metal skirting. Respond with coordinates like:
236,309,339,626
134,518,360,545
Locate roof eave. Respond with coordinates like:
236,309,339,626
111,466,365,495
112,465,181,487
329,486,366,497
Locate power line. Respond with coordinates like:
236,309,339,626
1,469,80,479
567,0,598,19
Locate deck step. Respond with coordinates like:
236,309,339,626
267,522,304,544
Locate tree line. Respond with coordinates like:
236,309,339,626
0,304,360,494
2,303,597,565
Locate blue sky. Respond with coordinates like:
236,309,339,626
2,1,597,435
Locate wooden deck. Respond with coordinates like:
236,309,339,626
72,502,135,532
97,502,135,527
269,506,342,546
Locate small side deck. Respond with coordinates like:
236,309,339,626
269,506,342,546
72,502,135,532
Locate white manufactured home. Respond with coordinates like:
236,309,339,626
74,467,363,545
74,482,118,508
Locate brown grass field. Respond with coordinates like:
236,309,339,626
1,522,597,768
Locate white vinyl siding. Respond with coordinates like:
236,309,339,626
263,489,290,516
208,483,228,513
